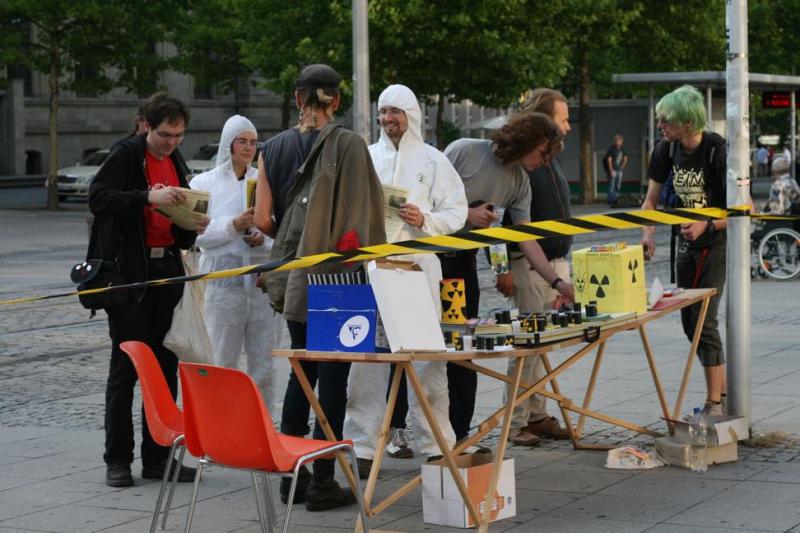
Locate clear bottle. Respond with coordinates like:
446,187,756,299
488,206,509,274
688,407,708,472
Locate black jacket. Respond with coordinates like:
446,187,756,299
88,134,196,299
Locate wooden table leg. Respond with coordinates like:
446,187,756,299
362,363,405,514
539,353,578,445
405,362,481,528
672,296,710,419
477,355,524,533
287,359,359,499
638,326,671,427
575,342,606,437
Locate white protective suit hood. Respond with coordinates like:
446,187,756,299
373,84,426,187
215,114,258,172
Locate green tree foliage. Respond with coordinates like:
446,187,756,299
0,0,184,209
369,0,572,147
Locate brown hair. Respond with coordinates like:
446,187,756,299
145,94,190,130
490,112,562,165
520,88,567,119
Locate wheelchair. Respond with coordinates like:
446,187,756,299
750,216,800,281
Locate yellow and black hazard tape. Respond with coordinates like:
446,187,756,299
0,206,796,307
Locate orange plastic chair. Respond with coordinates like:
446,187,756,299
179,362,369,533
120,341,187,533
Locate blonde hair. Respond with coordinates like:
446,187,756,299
297,88,338,132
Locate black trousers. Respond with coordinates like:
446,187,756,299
676,232,726,367
281,320,350,481
438,251,480,441
387,364,409,429
104,254,183,467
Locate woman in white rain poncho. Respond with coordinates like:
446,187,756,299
345,84,467,467
189,115,280,408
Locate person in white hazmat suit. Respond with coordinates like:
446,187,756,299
189,114,280,409
344,84,467,475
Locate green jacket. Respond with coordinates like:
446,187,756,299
266,122,386,321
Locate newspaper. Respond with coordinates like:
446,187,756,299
246,178,257,209
154,188,209,230
382,183,409,241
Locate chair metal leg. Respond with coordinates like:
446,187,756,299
150,437,181,533
281,462,304,533
161,439,186,529
183,460,205,533
251,472,269,533
346,446,370,533
261,473,277,530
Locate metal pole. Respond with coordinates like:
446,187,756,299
789,89,797,179
725,0,751,423
706,84,713,130
352,0,370,143
647,85,655,194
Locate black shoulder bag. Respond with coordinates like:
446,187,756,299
70,217,130,311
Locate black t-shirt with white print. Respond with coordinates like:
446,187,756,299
647,131,727,248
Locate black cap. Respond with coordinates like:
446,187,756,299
296,64,342,89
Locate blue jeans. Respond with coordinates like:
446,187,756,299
607,170,623,205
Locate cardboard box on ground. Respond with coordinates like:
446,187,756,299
656,416,750,468
422,454,516,528
306,259,445,353
572,244,647,314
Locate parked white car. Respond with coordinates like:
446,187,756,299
186,143,219,176
57,149,110,201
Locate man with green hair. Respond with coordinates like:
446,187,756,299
640,84,729,416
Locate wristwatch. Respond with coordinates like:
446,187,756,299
706,219,716,235
550,277,563,290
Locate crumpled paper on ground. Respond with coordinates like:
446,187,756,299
605,446,665,469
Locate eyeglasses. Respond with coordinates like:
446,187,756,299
233,138,259,147
154,129,186,141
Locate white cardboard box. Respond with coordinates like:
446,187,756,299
672,415,749,445
421,453,516,528
655,436,738,468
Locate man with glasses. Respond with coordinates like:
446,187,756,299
189,114,280,410
440,112,574,449
89,94,208,487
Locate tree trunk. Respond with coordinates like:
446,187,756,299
281,91,291,130
578,46,595,204
435,94,446,150
46,47,60,211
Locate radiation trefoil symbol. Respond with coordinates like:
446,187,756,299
590,274,610,298
628,259,639,283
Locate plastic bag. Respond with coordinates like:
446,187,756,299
163,251,214,364
605,446,665,469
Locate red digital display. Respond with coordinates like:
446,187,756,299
762,92,800,109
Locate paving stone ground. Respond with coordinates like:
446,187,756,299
1,199,799,533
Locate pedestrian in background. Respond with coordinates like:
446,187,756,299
604,134,628,207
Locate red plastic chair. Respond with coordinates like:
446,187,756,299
120,341,187,533
179,362,369,533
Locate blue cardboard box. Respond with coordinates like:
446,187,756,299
307,284,377,352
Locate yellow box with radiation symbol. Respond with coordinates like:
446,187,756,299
571,244,647,314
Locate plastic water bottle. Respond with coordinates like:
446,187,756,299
489,207,509,274
688,407,708,472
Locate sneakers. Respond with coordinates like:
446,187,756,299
509,428,541,447
106,463,133,487
356,458,372,480
142,459,197,482
527,416,570,440
280,464,310,504
305,479,356,512
386,428,414,459
701,401,724,417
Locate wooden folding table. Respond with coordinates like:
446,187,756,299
272,287,715,532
